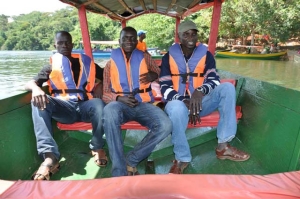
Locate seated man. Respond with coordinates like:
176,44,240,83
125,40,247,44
159,20,250,174
25,31,107,180
102,27,172,177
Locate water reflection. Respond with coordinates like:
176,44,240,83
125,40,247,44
216,58,300,90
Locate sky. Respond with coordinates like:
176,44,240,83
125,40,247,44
0,0,68,16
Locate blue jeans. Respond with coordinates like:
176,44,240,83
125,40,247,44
31,95,106,160
103,101,172,177
164,83,237,162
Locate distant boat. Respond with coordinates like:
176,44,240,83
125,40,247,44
215,51,287,60
53,41,162,58
215,45,287,60
51,41,117,58
73,40,118,58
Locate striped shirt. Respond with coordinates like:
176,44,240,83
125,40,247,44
103,52,160,104
159,50,220,101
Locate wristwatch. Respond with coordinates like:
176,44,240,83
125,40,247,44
196,87,205,94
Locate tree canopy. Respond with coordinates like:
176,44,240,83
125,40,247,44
0,0,299,50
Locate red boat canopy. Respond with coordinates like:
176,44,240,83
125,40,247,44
59,0,224,21
58,0,225,57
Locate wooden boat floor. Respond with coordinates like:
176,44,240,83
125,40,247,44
49,136,268,180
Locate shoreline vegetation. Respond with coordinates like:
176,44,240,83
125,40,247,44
0,1,299,52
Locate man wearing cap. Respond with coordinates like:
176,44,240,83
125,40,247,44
136,30,148,52
159,20,250,174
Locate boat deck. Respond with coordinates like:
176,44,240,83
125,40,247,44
40,133,268,181
1,58,299,182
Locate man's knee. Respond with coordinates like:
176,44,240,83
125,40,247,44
104,101,119,111
165,100,188,115
91,98,105,111
103,102,122,120
220,82,235,93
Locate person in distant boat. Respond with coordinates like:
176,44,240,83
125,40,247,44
136,30,148,52
25,31,107,180
102,27,172,177
269,43,277,53
159,20,250,174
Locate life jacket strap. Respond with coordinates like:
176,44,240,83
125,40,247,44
114,87,152,95
51,89,85,94
171,72,204,83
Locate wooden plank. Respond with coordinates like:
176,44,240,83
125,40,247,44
93,2,123,21
118,0,136,15
139,0,147,11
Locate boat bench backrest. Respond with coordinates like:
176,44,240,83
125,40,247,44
57,79,241,131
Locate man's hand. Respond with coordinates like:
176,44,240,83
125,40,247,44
93,82,103,99
139,71,158,84
183,99,190,110
32,88,49,110
117,95,138,107
183,99,199,125
189,90,204,125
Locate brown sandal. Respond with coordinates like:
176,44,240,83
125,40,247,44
127,165,139,176
31,162,60,180
169,160,189,174
216,144,250,162
91,149,108,167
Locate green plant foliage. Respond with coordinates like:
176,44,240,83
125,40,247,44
0,1,299,51
220,0,300,44
127,14,175,50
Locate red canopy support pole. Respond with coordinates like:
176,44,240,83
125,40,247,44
121,20,126,28
208,0,223,54
175,17,180,43
78,6,93,59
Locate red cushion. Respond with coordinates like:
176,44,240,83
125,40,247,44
57,79,239,131
57,106,242,131
220,78,236,86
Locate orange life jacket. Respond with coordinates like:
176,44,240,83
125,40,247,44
48,53,95,101
169,43,207,96
110,48,154,103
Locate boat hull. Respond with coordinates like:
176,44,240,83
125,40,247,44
215,51,287,60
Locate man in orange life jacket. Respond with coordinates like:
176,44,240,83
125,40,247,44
159,20,250,174
136,30,147,52
25,31,107,180
102,27,172,177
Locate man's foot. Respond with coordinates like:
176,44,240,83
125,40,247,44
216,143,250,162
31,155,60,180
169,160,189,174
127,165,139,176
91,149,108,167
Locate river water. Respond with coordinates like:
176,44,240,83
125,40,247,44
0,51,299,100
0,51,108,100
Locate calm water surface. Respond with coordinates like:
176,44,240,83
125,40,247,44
0,51,108,99
0,51,299,100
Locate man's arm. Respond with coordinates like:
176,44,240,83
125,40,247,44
159,52,185,101
24,65,51,110
95,63,104,81
93,63,104,98
196,51,220,95
143,52,160,83
25,64,51,90
102,60,118,104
